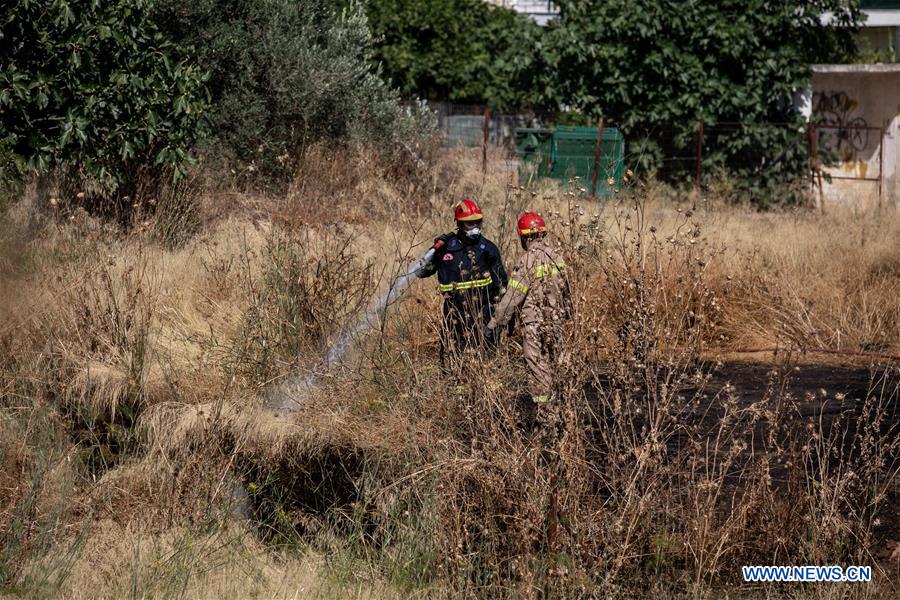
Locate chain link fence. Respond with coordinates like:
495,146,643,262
420,101,886,204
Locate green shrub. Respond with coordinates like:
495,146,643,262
365,0,542,111
0,0,209,193
0,136,24,207
154,0,435,189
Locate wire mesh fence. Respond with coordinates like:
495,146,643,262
420,102,886,202
427,102,541,149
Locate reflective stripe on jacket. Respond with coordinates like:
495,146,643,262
419,233,508,300
489,239,570,328
438,277,493,292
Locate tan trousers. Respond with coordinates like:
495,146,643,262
523,322,555,402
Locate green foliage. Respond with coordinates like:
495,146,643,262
543,0,860,125
0,0,209,192
0,136,24,205
702,123,814,206
365,0,541,110
537,0,862,204
153,0,434,187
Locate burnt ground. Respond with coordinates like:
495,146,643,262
702,360,878,418
683,360,900,569
582,359,900,573
656,361,900,451
588,360,896,456
680,360,883,449
686,360,898,466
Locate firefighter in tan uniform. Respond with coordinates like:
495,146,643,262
486,212,571,403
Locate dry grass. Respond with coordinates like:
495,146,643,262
1,149,899,597
19,518,393,599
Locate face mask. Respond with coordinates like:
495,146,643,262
463,226,481,239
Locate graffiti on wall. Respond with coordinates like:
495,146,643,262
813,91,870,161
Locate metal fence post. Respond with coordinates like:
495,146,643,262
807,123,814,184
808,124,824,211
878,125,885,209
590,115,606,197
695,120,704,192
482,107,491,179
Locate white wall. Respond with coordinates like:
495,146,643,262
485,0,558,25
811,70,900,208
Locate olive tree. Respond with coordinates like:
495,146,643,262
153,0,435,187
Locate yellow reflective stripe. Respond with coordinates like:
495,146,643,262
520,226,545,235
438,277,492,292
508,278,529,294
532,394,550,403
535,261,566,279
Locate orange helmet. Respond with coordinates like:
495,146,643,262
517,211,546,236
454,198,483,222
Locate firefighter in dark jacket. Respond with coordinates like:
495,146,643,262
417,198,508,358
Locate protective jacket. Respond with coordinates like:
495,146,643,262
490,239,569,328
420,232,508,349
488,238,571,401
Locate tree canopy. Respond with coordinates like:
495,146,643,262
0,0,209,191
364,0,541,111
540,0,861,126
530,0,862,202
0,0,867,204
1,0,432,195
153,0,432,186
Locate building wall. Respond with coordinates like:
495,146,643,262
811,71,900,208
858,26,900,54
483,0,557,25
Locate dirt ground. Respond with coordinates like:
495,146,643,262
696,358,897,453
695,357,900,571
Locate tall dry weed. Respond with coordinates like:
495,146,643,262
1,154,899,597
226,225,376,389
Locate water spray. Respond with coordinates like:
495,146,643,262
266,240,444,413
237,240,445,517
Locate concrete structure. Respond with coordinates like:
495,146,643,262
485,0,557,26
487,1,900,31
859,1,900,57
810,64,900,208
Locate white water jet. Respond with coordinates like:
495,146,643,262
267,248,436,413
237,250,437,517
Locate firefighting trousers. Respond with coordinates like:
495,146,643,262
523,321,560,402
439,294,491,363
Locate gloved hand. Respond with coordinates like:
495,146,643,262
507,315,517,337
433,233,452,248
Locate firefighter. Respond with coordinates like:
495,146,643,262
486,212,571,403
417,198,508,358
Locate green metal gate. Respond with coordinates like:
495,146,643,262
515,126,625,197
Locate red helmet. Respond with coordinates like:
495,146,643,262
454,198,483,222
517,212,546,236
